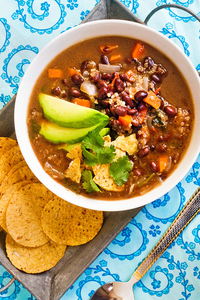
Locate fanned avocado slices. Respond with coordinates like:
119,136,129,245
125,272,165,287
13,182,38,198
39,93,109,128
39,120,108,144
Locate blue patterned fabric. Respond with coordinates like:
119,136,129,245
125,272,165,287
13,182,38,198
0,1,200,299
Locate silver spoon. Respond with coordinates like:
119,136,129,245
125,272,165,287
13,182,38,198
90,187,200,300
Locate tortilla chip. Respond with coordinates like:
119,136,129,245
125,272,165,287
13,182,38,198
112,133,138,155
6,234,66,274
66,144,82,160
0,145,24,184
41,198,103,246
103,135,111,146
64,158,81,183
93,164,124,192
0,181,33,232
0,137,18,157
0,226,2,233
0,164,38,197
6,183,54,247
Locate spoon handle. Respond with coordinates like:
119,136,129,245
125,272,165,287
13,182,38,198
133,187,200,281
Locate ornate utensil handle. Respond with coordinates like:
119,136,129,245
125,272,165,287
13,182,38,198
134,187,200,280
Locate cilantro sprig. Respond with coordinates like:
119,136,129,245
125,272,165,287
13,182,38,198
82,170,101,193
81,129,116,166
109,156,133,186
81,129,133,192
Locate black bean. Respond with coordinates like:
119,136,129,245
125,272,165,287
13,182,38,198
62,78,68,86
101,100,110,108
71,74,84,85
81,61,88,73
106,108,112,117
114,78,124,92
101,73,112,81
101,55,109,65
157,135,164,142
150,144,155,151
134,168,143,176
138,146,149,158
112,119,121,127
157,64,167,75
127,108,138,115
144,56,154,69
151,74,161,83
114,106,128,116
121,92,134,107
137,101,146,111
110,105,118,117
68,87,82,98
134,90,148,102
132,124,142,133
52,86,61,96
119,73,129,82
164,105,177,117
150,161,158,173
98,87,108,100
97,79,108,89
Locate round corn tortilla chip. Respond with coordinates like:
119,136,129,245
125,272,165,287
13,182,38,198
0,164,38,197
41,198,103,246
0,145,24,184
0,137,17,157
6,234,67,274
6,183,55,247
0,181,34,232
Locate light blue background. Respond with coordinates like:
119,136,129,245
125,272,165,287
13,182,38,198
0,1,200,299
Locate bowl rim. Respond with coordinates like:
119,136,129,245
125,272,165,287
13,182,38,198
15,19,200,211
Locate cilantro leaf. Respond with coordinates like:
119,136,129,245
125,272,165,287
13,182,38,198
82,129,116,166
82,170,101,193
97,144,116,165
109,156,133,186
82,129,104,152
81,144,98,166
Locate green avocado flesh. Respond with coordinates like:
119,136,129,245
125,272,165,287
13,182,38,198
57,127,110,151
39,93,109,128
39,120,108,144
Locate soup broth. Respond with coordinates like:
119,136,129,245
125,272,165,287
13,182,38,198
28,36,194,200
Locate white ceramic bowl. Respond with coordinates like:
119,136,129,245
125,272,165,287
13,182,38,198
15,20,200,211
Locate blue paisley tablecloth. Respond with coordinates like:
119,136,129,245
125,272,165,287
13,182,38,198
0,1,200,299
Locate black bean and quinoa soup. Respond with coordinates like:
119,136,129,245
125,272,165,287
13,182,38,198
28,36,194,200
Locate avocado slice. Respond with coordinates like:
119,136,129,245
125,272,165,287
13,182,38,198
57,127,111,151
39,93,109,128
39,120,108,144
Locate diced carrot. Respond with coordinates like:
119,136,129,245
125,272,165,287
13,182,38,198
109,54,122,62
132,42,145,60
118,114,132,127
154,86,161,95
159,155,168,172
72,98,91,108
151,125,157,133
125,70,136,82
143,91,161,110
138,107,148,124
100,45,118,54
68,67,80,77
48,69,63,78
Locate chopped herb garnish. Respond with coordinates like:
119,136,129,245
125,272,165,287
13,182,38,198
82,170,101,193
109,156,133,186
138,173,155,187
81,129,116,166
